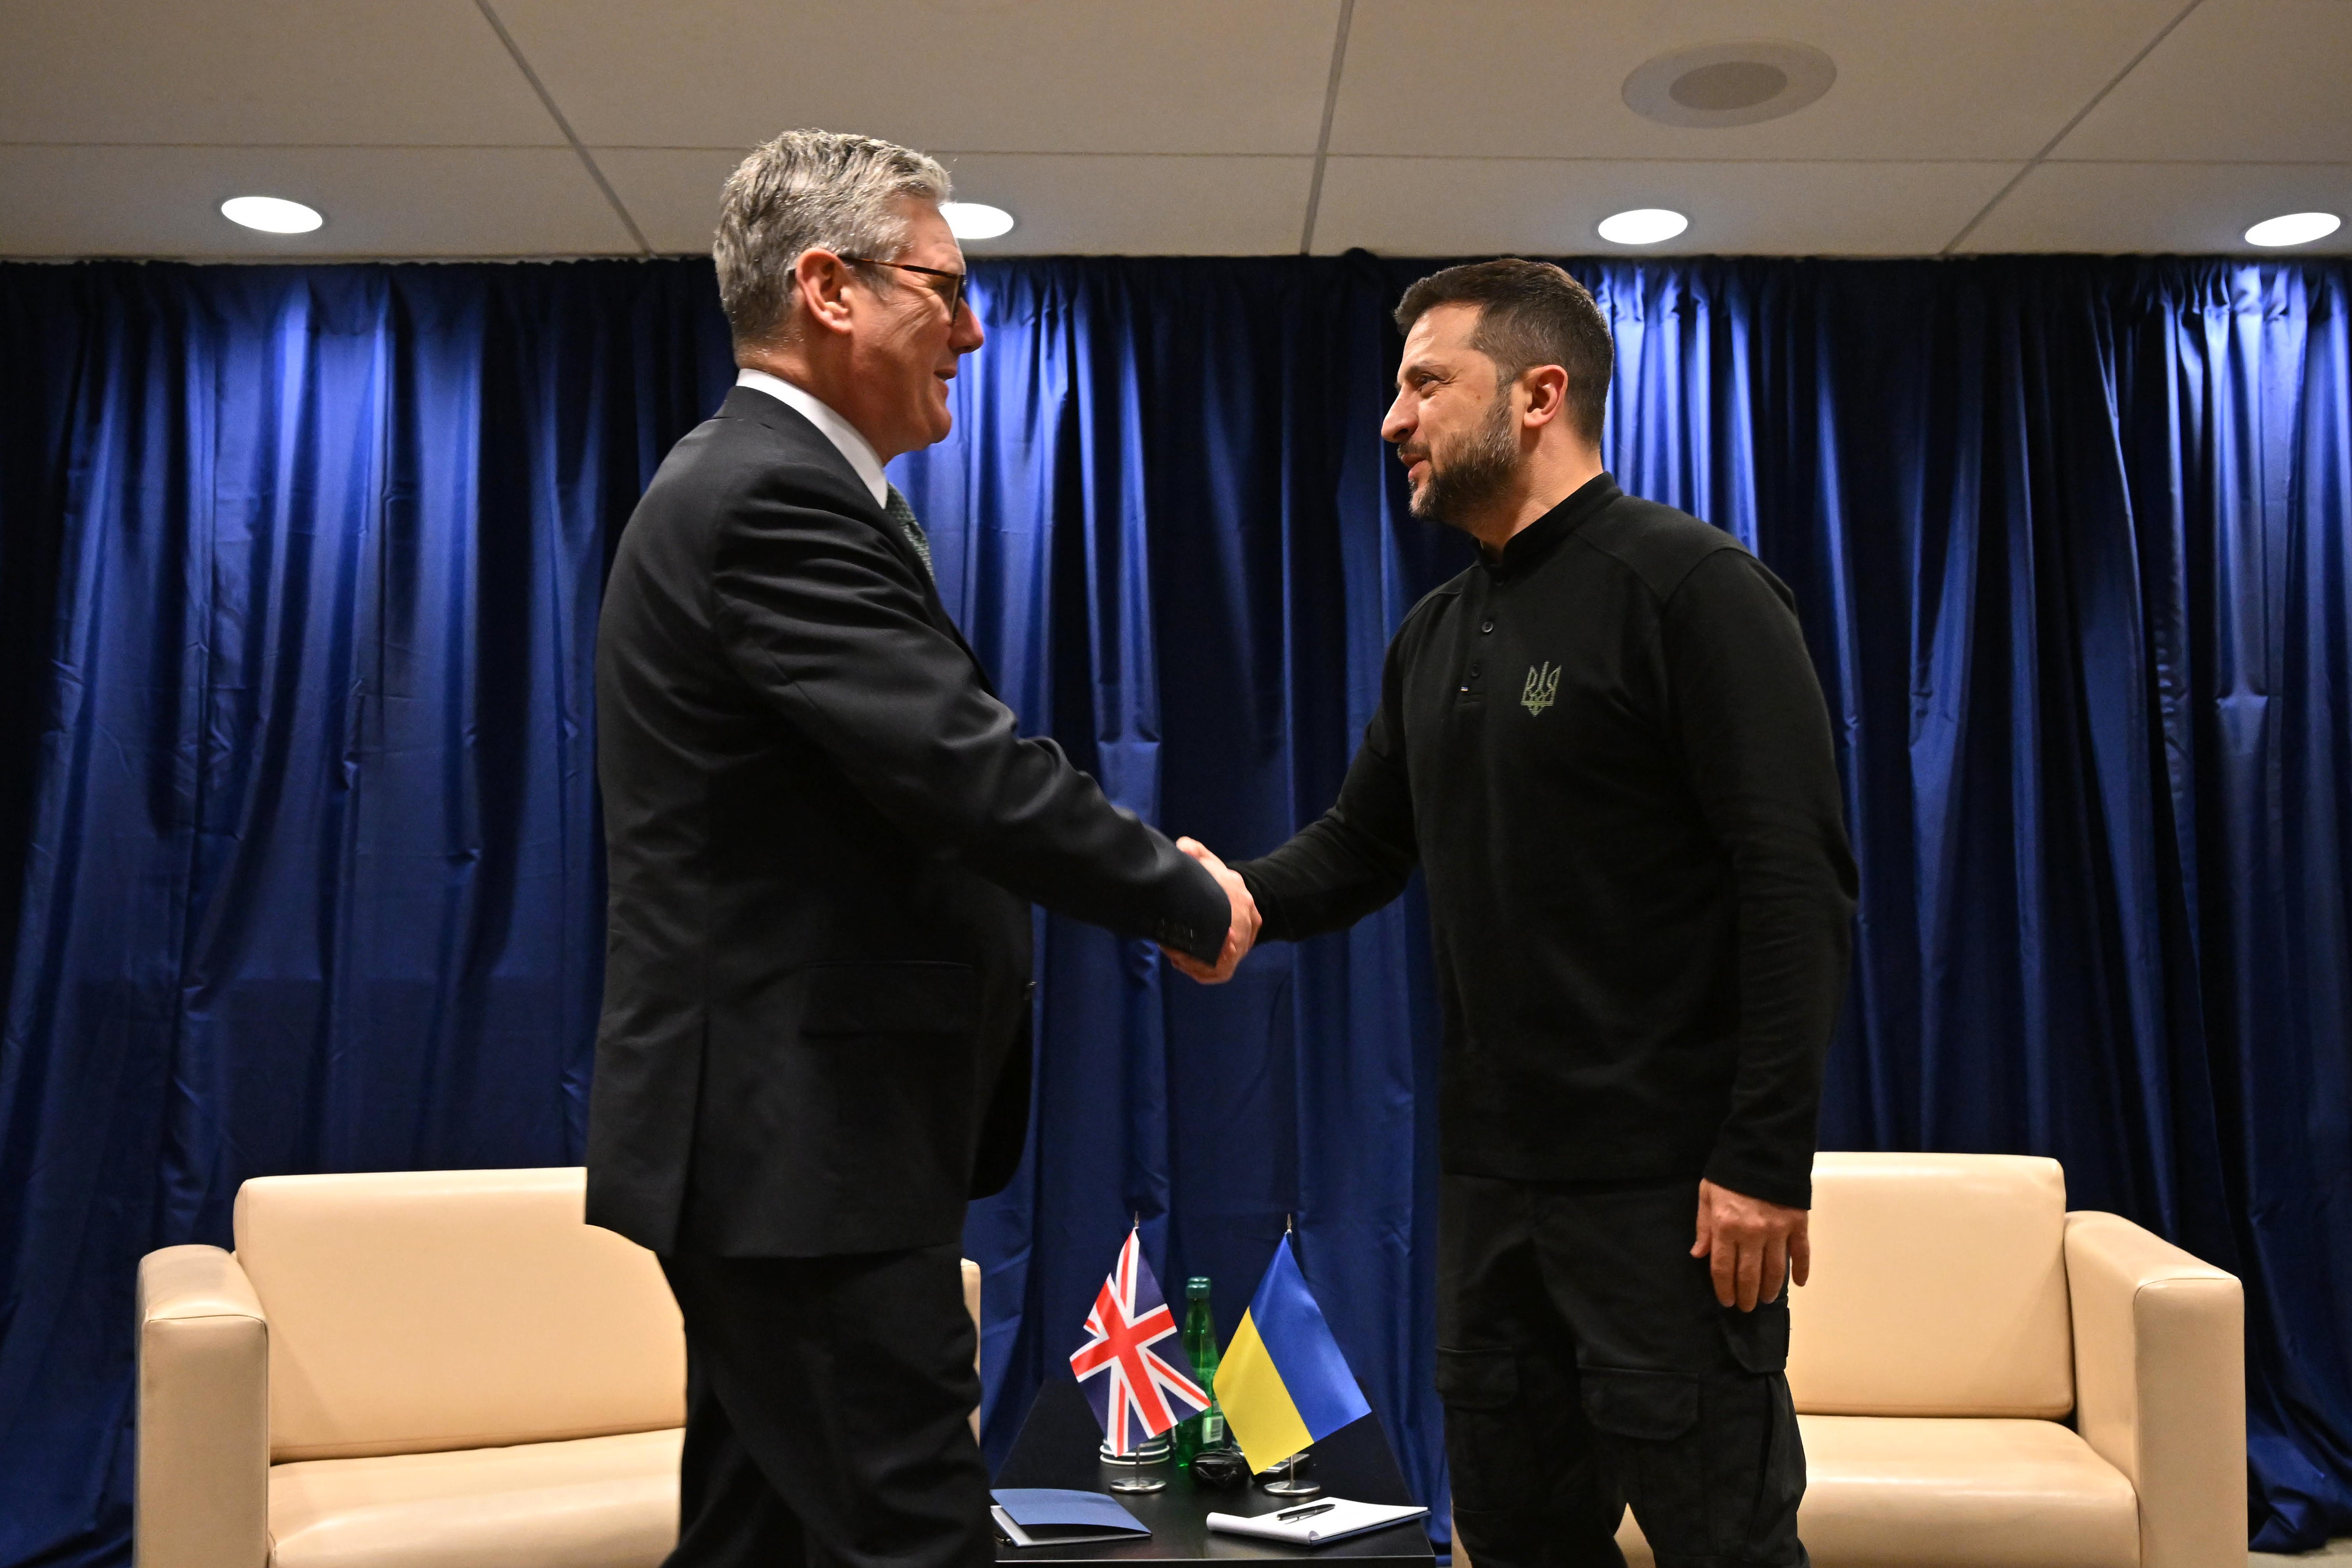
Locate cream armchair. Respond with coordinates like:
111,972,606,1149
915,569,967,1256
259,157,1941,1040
136,1167,985,1568
1614,1153,2245,1568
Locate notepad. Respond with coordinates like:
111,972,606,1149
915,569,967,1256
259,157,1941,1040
1206,1499,1429,1546
990,1488,1152,1547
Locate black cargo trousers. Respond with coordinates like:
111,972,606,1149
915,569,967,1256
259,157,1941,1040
1437,1174,1808,1568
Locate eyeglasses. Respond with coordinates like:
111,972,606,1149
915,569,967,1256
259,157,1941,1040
840,257,969,322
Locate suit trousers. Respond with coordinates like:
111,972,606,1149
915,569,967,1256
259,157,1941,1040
658,1245,994,1568
1436,1174,1808,1568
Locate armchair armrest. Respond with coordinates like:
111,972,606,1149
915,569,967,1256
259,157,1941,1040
2065,1211,2243,1568
136,1245,269,1568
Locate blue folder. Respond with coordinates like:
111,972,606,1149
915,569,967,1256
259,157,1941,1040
990,1488,1152,1545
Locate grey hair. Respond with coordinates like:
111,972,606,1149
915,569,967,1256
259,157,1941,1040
714,128,951,351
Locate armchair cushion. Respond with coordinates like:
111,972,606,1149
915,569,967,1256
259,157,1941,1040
268,1427,682,1568
1788,1153,2073,1417
233,1168,683,1461
1617,1413,2137,1568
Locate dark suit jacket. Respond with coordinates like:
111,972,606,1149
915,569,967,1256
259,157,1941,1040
588,386,1228,1257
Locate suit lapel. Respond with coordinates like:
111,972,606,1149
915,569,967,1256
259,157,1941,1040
717,386,994,693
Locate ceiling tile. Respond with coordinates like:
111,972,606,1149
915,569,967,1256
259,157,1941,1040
1312,158,2021,257
1962,161,2352,252
1328,0,2184,162
2051,0,2352,163
601,149,1316,256
494,0,1339,156
0,0,561,146
0,146,639,257
595,149,742,255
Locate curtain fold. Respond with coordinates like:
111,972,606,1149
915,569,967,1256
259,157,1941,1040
0,254,2346,1566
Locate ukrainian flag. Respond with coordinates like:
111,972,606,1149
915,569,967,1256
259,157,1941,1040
1214,1235,1373,1472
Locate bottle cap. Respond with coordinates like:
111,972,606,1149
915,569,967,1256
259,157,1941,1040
1187,1276,1211,1296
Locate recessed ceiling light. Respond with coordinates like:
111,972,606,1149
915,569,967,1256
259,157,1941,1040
1598,208,1689,246
942,202,1015,241
220,196,322,234
1623,40,1835,129
2244,211,2340,248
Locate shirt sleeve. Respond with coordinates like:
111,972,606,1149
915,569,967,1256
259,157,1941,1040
1233,639,1420,940
1659,550,1858,1210
710,471,1232,963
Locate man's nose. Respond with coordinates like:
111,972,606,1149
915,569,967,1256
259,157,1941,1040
1380,391,1413,444
952,301,985,354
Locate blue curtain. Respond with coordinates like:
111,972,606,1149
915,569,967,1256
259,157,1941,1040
0,261,736,1563
1,254,2348,1567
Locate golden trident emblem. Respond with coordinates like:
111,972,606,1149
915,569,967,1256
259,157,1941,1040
1521,661,1561,716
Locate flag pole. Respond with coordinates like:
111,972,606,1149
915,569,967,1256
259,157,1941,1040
1099,1218,1171,1494
1265,1213,1323,1498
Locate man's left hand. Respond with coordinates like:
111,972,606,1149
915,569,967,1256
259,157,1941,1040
1690,1178,1810,1311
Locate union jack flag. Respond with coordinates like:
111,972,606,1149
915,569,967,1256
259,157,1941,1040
1069,1228,1209,1454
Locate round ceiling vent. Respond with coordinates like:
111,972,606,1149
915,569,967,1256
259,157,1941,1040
1622,40,1836,129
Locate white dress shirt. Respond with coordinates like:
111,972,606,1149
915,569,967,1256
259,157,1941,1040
734,368,889,508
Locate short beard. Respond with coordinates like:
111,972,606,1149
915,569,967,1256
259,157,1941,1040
1407,389,1521,527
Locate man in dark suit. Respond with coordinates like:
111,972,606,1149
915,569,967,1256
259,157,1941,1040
588,129,1255,1568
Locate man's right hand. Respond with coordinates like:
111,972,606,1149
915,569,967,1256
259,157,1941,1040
1691,1178,1811,1311
1164,837,1258,984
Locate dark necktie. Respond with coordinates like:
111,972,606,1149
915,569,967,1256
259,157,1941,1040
884,483,935,584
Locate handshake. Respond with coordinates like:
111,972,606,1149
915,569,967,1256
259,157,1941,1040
1164,837,1259,985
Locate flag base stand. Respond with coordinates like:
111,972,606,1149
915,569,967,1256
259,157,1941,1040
1099,1435,1171,1464
1262,1450,1321,1499
1102,1434,1171,1492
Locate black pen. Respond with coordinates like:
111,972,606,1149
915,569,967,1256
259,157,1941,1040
1275,1502,1336,1522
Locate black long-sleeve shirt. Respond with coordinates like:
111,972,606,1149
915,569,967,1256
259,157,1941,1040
1235,475,1856,1209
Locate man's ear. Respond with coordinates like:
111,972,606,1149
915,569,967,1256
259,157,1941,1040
793,249,857,338
1519,364,1571,429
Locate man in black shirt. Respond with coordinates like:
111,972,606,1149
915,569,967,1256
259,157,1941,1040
1172,260,1855,1567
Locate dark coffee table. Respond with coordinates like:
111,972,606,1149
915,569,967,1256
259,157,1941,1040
992,1372,1437,1565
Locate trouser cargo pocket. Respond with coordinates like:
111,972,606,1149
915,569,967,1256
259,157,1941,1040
1582,1368,1710,1560
1437,1347,1554,1516
1577,1366,1699,1442
1435,1345,1519,1409
1581,1366,1805,1568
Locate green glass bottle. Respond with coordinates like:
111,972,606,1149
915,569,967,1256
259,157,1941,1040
1175,1276,1226,1465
